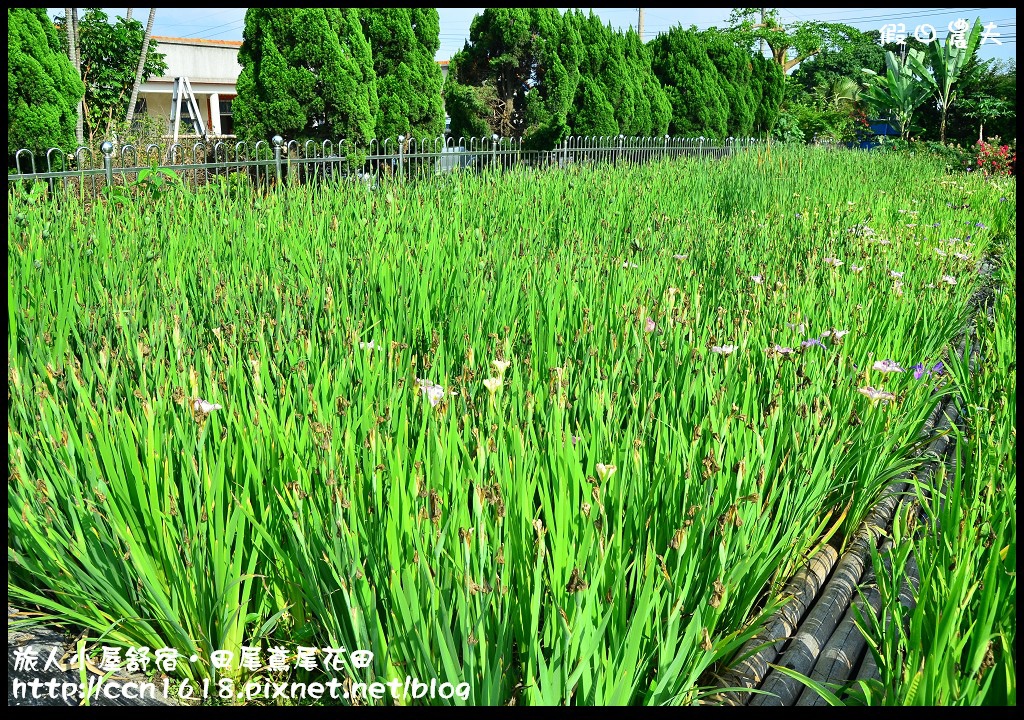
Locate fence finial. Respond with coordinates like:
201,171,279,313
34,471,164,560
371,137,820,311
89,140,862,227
100,142,115,187
272,136,284,184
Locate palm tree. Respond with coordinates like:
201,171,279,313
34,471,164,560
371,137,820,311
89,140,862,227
816,76,861,112
65,7,84,144
829,77,861,110
125,8,156,127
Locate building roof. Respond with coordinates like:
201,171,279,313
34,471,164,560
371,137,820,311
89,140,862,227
151,35,243,47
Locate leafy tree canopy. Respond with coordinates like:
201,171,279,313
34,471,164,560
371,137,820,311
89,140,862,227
445,8,576,148
727,8,863,74
790,28,885,95
53,10,166,142
959,59,1015,142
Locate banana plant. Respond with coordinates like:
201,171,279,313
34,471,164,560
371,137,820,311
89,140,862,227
907,17,983,143
861,50,931,140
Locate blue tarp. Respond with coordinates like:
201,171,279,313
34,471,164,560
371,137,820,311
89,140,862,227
848,119,900,150
869,120,900,137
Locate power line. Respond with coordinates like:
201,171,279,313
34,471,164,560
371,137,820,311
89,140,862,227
181,19,246,39
785,7,991,23
155,8,239,29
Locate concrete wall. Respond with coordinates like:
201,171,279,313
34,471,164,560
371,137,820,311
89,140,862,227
150,38,243,84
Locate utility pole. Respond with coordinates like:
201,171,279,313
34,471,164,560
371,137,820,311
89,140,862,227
638,8,644,41
759,8,765,57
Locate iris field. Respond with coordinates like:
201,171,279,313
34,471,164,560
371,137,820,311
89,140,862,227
7,146,1015,705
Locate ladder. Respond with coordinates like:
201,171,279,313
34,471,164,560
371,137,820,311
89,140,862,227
169,77,207,144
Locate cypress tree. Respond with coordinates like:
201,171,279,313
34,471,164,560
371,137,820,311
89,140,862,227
233,8,377,145
564,11,670,137
360,9,444,141
623,28,670,136
446,8,577,149
703,32,755,138
750,54,785,136
565,11,618,136
447,9,669,145
8,8,85,158
650,27,729,139
573,76,618,136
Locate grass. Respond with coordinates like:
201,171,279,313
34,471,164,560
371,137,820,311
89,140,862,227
848,231,1016,706
7,145,1015,705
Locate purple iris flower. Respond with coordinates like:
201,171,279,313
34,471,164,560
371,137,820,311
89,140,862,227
800,338,824,350
912,360,946,380
975,222,988,229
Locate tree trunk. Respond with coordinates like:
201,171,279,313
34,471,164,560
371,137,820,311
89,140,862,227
899,111,912,141
939,107,947,144
66,8,84,145
125,8,156,128
64,8,76,67
73,9,84,143
126,8,132,21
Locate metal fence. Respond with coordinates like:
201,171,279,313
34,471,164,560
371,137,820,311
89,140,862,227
8,134,759,194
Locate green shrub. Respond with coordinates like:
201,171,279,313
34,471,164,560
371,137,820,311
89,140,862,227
8,8,85,161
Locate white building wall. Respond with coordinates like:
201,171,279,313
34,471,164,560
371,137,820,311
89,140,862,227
151,38,243,84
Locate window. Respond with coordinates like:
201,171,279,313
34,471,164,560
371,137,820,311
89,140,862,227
219,95,235,136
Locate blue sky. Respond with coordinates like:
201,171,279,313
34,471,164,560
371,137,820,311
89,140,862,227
48,8,1017,64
